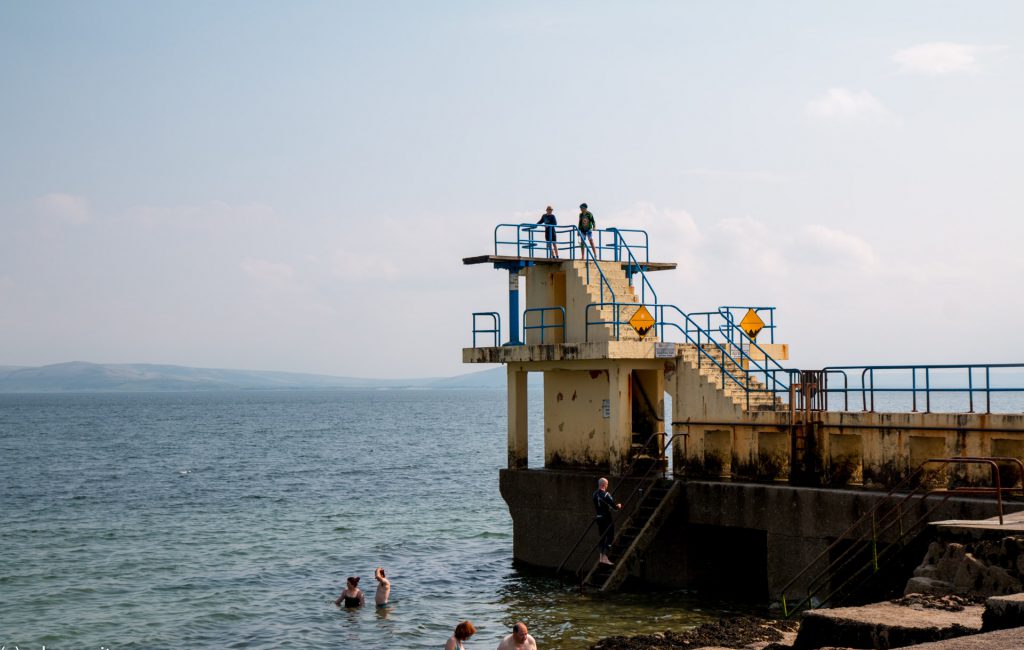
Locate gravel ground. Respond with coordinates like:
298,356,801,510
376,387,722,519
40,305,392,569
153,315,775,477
588,616,799,650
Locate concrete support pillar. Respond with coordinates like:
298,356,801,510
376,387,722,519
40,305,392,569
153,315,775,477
507,365,528,469
607,364,632,475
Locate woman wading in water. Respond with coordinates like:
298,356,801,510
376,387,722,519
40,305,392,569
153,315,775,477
444,620,476,649
335,576,365,608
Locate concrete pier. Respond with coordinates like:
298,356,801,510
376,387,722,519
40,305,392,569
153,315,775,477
500,469,1021,599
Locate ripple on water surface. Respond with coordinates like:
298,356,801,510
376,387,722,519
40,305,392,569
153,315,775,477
0,390,755,649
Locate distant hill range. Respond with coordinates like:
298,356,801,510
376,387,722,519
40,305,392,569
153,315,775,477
0,362,532,393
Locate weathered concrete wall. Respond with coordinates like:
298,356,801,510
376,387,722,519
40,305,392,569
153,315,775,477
667,357,744,478
676,410,1024,488
499,469,1024,599
524,266,566,345
543,369,612,467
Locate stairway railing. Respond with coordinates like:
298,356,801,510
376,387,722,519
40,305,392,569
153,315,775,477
607,235,790,408
556,431,680,586
778,456,1024,618
607,228,658,307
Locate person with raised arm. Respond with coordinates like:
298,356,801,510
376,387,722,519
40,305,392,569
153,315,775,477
374,566,391,608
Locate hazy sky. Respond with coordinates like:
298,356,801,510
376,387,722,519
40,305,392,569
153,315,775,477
1,2,1022,378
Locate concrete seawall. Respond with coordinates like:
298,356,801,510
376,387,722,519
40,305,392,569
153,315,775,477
501,469,1024,599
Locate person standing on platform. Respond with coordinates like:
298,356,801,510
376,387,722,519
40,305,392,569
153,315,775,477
495,621,537,649
537,206,559,258
578,203,598,259
374,566,391,607
593,477,622,565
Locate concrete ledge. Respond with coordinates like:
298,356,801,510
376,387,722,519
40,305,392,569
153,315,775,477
793,602,982,649
858,625,1024,649
463,341,677,364
981,592,1024,631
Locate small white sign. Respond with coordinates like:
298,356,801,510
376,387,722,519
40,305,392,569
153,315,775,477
655,342,676,358
508,273,519,290
602,399,610,418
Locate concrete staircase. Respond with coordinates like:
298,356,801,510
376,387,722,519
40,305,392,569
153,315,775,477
583,479,683,592
566,260,656,343
679,344,785,412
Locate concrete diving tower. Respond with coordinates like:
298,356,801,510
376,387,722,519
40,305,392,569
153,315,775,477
462,221,1024,601
464,223,789,477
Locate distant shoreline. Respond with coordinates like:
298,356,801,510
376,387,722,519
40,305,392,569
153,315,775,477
0,361,540,393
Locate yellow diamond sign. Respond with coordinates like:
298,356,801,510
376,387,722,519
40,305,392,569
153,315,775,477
739,308,765,339
629,305,656,339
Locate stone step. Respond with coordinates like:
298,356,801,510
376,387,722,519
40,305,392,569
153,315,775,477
792,601,983,650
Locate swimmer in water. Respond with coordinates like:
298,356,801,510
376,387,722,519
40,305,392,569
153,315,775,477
496,622,537,649
444,620,476,649
374,566,390,607
334,576,364,608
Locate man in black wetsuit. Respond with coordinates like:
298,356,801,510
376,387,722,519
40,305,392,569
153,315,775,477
593,477,621,565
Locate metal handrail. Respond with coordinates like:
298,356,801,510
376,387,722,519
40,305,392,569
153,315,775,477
471,311,501,347
718,321,793,405
492,223,649,262
600,235,784,407
819,363,1024,414
607,228,658,306
779,456,1024,617
577,228,618,319
657,305,791,410
556,431,679,581
523,307,566,344
608,227,650,263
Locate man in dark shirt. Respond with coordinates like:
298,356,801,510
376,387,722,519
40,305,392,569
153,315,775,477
592,477,621,565
578,203,598,259
537,206,559,258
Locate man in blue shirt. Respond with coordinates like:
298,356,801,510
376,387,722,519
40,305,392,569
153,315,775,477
537,206,559,258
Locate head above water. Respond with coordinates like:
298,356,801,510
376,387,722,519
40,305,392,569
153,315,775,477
347,576,360,587
454,620,476,640
513,622,529,641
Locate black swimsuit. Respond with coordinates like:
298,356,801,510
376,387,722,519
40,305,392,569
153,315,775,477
343,593,361,608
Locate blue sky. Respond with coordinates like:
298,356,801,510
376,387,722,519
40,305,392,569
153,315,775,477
1,2,1022,377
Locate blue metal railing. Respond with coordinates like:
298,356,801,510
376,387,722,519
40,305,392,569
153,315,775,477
820,364,1024,414
607,228,657,306
486,223,794,409
492,223,649,263
471,312,501,347
587,233,790,408
523,307,566,344
656,304,793,409
576,228,618,314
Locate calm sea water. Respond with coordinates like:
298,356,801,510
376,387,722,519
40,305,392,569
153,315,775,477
1,390,744,650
